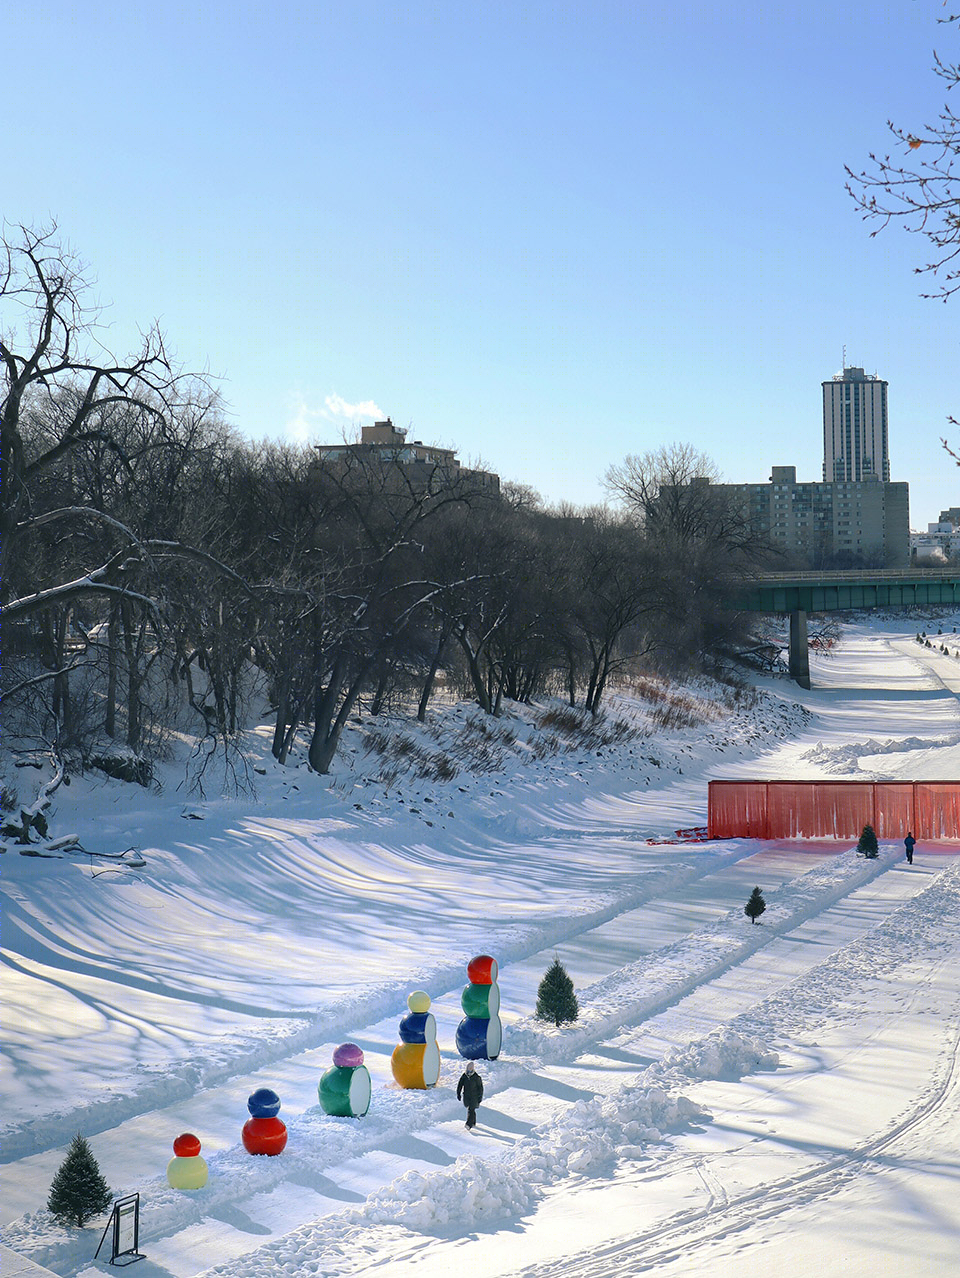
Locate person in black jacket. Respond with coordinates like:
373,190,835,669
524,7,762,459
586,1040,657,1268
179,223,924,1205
456,1060,483,1131
904,831,916,864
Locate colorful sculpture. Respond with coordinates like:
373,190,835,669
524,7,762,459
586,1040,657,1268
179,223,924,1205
242,1087,288,1155
391,990,441,1089
456,954,501,1060
166,1132,209,1189
319,1043,372,1117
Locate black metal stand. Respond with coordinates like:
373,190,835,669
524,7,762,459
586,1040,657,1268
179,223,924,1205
95,1194,145,1266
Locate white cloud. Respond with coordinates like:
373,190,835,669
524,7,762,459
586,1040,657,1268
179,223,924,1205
323,393,384,421
284,392,385,444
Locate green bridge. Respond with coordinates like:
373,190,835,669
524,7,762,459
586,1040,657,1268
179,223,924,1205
730,568,960,688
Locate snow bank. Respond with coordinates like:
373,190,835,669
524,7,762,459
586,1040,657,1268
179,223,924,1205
364,1083,708,1233
0,675,812,1162
194,1075,712,1276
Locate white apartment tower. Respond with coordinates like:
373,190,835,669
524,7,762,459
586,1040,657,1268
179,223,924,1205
822,366,889,483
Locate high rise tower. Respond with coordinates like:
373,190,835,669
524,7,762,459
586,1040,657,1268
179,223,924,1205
822,366,889,483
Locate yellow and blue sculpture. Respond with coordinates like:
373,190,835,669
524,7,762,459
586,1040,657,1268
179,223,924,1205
319,1043,372,1117
391,990,441,1089
456,954,502,1060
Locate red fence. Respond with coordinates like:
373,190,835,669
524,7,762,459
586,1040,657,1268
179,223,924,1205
708,780,960,841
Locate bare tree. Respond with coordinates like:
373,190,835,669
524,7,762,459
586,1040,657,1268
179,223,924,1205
559,509,658,714
1,223,217,609
302,450,493,772
845,16,960,302
845,15,960,460
606,444,767,671
1,224,257,787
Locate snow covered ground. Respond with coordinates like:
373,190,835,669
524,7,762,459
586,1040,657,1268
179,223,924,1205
3,615,960,1276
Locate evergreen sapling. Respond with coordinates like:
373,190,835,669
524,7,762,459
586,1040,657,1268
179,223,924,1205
535,957,579,1027
47,1133,113,1227
857,824,879,858
744,886,766,925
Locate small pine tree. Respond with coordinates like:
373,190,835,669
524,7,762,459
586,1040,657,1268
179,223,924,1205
47,1134,112,1227
744,886,766,924
535,957,579,1027
857,824,879,858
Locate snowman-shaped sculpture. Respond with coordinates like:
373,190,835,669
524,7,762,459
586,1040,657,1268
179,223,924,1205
242,1087,288,1155
455,954,501,1060
319,1042,372,1117
166,1132,209,1189
391,990,441,1089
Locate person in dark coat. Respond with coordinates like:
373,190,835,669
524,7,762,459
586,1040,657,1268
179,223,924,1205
456,1060,483,1131
904,831,915,864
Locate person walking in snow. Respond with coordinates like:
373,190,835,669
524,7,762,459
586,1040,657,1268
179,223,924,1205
457,1060,483,1132
904,831,915,865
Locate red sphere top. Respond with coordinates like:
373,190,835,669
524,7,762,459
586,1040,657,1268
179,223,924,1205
467,954,497,985
173,1132,201,1157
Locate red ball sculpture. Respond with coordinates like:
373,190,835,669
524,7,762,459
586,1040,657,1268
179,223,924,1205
173,1132,202,1158
242,1088,287,1155
242,1114,287,1156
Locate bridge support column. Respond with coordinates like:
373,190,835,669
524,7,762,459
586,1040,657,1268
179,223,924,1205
789,609,810,688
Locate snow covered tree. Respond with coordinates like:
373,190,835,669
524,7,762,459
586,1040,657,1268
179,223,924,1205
535,958,579,1026
857,824,879,858
47,1133,112,1226
744,886,766,924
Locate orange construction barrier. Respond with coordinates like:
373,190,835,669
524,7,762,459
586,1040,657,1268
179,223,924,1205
708,780,960,841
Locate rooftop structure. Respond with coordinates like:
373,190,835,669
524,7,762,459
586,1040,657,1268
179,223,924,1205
315,419,500,495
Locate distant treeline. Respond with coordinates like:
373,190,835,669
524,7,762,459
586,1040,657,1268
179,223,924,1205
2,225,770,780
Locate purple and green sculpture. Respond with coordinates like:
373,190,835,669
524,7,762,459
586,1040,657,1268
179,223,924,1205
319,1043,372,1117
456,954,501,1060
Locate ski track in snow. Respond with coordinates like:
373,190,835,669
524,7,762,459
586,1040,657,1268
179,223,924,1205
510,862,960,1277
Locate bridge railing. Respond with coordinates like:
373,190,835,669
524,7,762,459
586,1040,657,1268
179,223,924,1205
730,567,960,585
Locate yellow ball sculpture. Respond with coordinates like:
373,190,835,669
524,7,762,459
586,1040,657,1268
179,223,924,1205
166,1133,209,1190
391,990,440,1089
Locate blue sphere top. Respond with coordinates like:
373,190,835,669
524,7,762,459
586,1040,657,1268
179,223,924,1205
399,1011,429,1044
247,1087,281,1117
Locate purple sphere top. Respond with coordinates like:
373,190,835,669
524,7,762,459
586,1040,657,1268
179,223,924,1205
332,1042,364,1068
247,1087,281,1118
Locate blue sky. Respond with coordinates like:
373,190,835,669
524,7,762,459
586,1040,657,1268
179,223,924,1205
8,1,957,525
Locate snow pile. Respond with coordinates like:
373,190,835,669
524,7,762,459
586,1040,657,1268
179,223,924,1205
803,733,960,775
661,1026,779,1080
363,1158,536,1231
